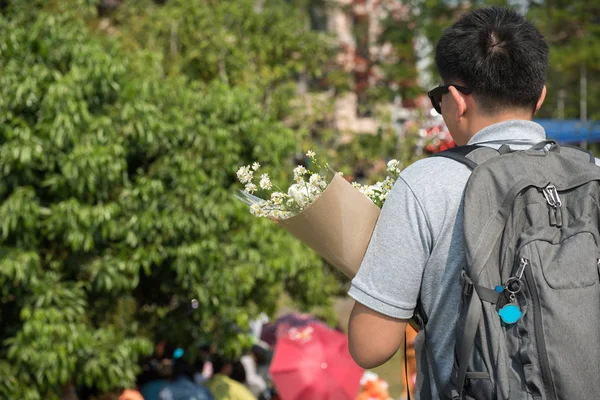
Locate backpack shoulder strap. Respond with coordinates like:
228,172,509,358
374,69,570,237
429,145,483,170
561,144,596,164
435,143,596,168
413,144,495,328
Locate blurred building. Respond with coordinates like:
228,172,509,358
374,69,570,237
97,0,431,138
307,0,428,137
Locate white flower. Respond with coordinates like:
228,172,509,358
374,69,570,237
363,187,375,198
237,165,249,177
236,165,254,184
309,173,322,188
306,150,316,159
382,176,395,190
287,184,306,206
352,182,362,189
245,183,257,194
271,192,285,205
308,184,322,197
252,162,261,171
288,183,312,208
293,165,307,181
259,174,273,190
294,166,307,175
250,203,265,217
261,180,273,190
269,209,289,220
387,159,401,175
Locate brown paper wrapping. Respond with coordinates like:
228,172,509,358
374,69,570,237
277,174,381,278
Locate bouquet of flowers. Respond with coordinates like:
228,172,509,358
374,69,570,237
356,371,393,400
236,151,400,219
235,151,401,277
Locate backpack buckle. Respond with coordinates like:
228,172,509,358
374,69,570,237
460,271,474,296
462,280,474,296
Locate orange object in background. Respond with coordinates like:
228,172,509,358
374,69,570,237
401,325,418,399
118,389,144,400
357,379,391,400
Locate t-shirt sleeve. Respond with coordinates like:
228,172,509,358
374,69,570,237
348,176,432,319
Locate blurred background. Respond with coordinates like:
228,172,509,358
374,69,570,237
0,0,598,399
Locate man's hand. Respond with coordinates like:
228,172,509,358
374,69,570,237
348,301,408,369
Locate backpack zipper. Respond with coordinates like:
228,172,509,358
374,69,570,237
522,256,558,400
542,184,563,227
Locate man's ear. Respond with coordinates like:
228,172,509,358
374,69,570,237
535,85,547,114
448,85,467,119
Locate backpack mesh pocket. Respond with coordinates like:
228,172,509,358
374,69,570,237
464,378,496,400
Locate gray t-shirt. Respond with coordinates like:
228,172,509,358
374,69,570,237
348,120,548,400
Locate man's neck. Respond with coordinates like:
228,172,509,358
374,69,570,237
464,112,534,143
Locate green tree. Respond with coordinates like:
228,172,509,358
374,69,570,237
528,1,600,122
369,2,421,103
0,1,338,398
112,0,338,120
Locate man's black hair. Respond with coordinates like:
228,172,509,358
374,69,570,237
231,360,247,384
172,358,193,379
137,362,162,386
435,7,549,114
251,344,267,365
211,354,233,376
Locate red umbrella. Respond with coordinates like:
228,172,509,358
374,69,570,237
260,312,327,346
269,323,363,400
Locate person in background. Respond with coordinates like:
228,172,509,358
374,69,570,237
138,342,176,400
194,345,214,386
206,355,256,400
239,350,267,398
159,358,214,400
250,343,272,384
138,365,170,400
230,360,247,385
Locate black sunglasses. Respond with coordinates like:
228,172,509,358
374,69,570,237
427,84,472,114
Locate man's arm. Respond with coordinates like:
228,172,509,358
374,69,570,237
346,173,433,369
348,301,408,368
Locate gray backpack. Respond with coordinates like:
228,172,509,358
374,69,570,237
429,140,600,400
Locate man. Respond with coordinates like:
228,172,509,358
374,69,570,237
348,7,550,399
